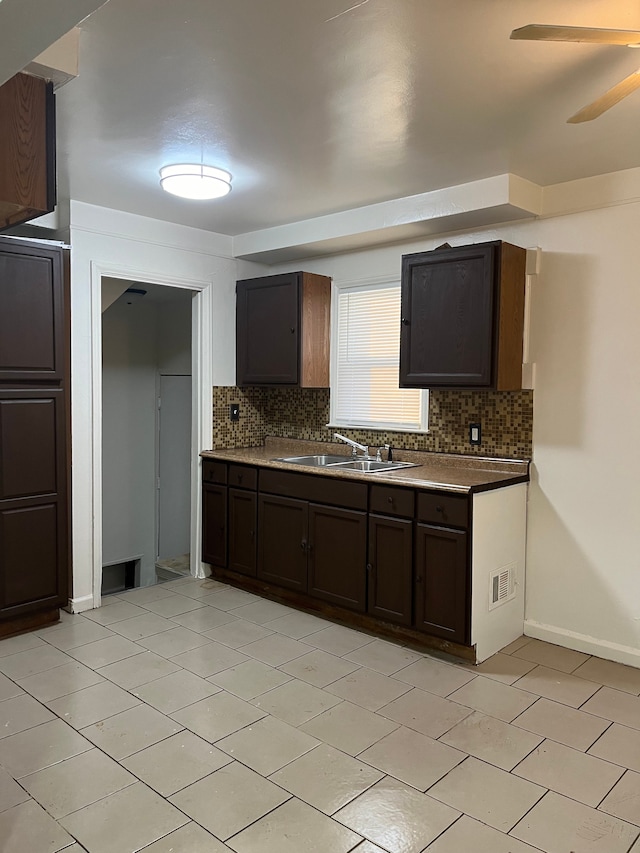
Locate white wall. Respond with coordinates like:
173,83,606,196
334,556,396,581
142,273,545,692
268,202,640,666
157,297,192,375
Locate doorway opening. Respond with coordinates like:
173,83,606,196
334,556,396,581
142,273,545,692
101,278,194,595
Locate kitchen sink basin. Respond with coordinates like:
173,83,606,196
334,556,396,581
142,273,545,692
274,454,350,466
332,459,418,473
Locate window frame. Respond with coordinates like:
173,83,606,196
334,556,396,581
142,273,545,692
328,277,429,433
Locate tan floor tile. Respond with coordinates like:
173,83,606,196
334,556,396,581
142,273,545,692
599,770,640,825
230,599,294,625
270,744,382,814
252,678,342,725
98,650,181,689
203,619,274,648
137,626,211,657
170,579,229,599
514,738,624,806
0,799,74,853
301,700,399,756
263,611,331,639
229,797,363,853
0,645,72,680
208,658,292,700
473,653,537,685
112,585,175,605
81,703,183,759
334,776,459,853
60,781,188,853
83,600,147,625
171,641,248,677
0,719,92,777
17,660,104,702
46,680,141,729
217,715,319,775
325,668,411,711
240,634,313,666
200,588,262,610
513,665,601,708
141,821,231,851
280,649,361,687
428,757,546,832
171,607,238,632
512,638,590,673
132,670,221,714
448,674,536,722
344,639,422,676
0,693,55,738
378,687,472,739
393,657,476,697
0,766,30,812
0,671,23,701
349,843,387,853
41,619,115,650
140,594,206,618
427,814,546,852
511,790,639,852
581,686,640,729
66,635,145,669
513,697,611,751
0,633,46,657
589,723,640,772
301,624,374,656
573,657,640,696
500,636,533,655
171,691,266,742
122,730,232,796
108,612,175,641
20,748,135,818
358,725,464,791
441,711,543,770
170,761,290,840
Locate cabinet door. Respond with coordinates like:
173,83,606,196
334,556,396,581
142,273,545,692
308,503,367,612
257,493,308,592
202,483,227,567
0,389,67,619
228,488,257,577
367,514,413,626
414,523,468,644
236,273,299,385
400,243,496,388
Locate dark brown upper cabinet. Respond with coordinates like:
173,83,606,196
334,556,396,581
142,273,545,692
0,73,56,232
399,241,526,390
236,271,331,386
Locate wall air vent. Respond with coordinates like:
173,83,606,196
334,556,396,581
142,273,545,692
489,563,517,610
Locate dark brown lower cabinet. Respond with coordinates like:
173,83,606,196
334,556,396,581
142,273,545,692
415,523,468,644
367,514,413,626
228,488,256,577
202,483,227,567
308,503,367,612
257,493,308,592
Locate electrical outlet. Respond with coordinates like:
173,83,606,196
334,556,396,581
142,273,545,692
230,403,240,422
469,422,481,445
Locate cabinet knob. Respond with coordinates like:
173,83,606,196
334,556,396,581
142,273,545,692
366,563,373,572
416,574,423,583
435,505,444,513
401,318,410,325
290,327,295,334
301,539,307,551
237,473,243,482
387,496,393,504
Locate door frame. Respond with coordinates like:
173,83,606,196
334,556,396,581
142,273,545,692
90,260,212,609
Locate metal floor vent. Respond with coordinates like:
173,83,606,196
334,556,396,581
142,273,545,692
489,563,517,610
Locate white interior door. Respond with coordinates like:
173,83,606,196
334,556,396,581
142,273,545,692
157,374,192,560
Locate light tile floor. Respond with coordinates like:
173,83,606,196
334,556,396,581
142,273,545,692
1,576,640,853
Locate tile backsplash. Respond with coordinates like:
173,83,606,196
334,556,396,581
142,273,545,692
211,386,532,459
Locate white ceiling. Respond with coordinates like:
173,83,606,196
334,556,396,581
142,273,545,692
26,0,640,236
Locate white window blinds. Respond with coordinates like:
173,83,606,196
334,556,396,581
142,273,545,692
331,282,427,431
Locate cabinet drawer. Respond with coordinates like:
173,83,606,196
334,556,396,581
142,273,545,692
417,492,468,528
228,464,257,490
259,469,367,511
202,460,227,485
369,485,414,519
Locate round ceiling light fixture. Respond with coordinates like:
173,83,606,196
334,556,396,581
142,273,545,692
159,164,232,200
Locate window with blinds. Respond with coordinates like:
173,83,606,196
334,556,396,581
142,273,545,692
330,281,428,431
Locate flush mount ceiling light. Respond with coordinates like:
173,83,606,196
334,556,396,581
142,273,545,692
159,164,232,200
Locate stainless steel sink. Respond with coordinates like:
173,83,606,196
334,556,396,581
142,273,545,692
332,459,418,473
274,454,350,467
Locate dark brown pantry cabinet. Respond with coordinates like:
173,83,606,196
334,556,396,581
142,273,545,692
0,237,69,635
400,241,526,390
236,271,331,387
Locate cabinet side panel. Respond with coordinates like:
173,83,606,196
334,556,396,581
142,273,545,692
300,273,331,388
495,243,526,390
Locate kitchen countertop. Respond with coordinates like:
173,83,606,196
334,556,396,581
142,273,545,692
201,437,529,494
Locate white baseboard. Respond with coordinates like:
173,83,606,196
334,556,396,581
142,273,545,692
67,594,95,614
524,620,640,669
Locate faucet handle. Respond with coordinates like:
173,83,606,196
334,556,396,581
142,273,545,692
376,447,383,462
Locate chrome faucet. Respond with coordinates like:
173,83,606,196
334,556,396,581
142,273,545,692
376,444,393,462
333,432,370,458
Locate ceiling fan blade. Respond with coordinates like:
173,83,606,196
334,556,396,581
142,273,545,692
567,69,640,122
511,24,640,46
